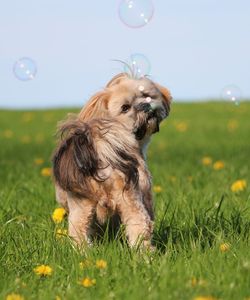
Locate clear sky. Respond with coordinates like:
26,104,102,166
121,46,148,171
0,0,249,108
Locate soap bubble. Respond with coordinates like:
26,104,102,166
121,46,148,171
221,85,241,106
13,57,37,81
118,0,154,28
125,53,151,78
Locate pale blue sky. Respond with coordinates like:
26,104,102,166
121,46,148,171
0,0,249,108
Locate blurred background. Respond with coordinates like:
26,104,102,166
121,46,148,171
0,0,249,109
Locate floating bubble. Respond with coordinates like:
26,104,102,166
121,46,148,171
125,53,151,78
221,85,242,106
118,0,154,28
13,57,37,81
138,85,145,91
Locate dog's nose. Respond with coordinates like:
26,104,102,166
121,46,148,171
136,102,152,113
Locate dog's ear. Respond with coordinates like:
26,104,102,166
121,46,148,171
154,83,172,113
78,91,110,122
106,73,127,88
78,73,128,122
52,123,99,195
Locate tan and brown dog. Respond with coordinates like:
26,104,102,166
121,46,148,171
52,73,171,248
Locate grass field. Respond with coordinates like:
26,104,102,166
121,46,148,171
0,102,250,300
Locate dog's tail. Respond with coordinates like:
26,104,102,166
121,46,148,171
52,119,100,197
52,118,140,198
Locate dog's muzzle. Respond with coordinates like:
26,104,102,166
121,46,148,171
135,102,153,113
133,102,160,140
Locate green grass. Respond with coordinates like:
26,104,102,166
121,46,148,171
0,102,250,300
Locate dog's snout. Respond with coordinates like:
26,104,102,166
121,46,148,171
136,102,152,113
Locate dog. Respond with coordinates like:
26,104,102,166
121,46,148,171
52,73,171,248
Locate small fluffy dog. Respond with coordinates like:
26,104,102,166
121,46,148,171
52,73,171,248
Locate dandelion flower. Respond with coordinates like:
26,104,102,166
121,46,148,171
56,228,68,239
52,207,67,224
231,179,247,193
43,113,54,122
96,259,107,269
191,277,198,287
41,167,52,177
34,158,44,165
157,142,167,151
3,129,14,139
79,277,96,287
33,264,53,276
220,243,230,252
213,161,225,170
170,176,177,183
20,135,31,144
35,133,45,144
175,122,188,132
6,293,24,300
21,112,34,123
153,185,162,193
191,277,207,287
201,156,212,166
227,119,238,132
79,260,92,269
193,297,217,300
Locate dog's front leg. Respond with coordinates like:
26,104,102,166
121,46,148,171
117,190,153,249
67,194,96,246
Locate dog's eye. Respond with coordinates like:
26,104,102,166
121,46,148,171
142,92,155,99
142,92,150,98
121,104,131,113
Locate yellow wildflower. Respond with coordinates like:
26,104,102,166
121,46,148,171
21,112,34,123
3,129,14,139
153,185,162,193
191,277,207,287
52,207,67,224
231,179,247,193
79,277,96,287
157,142,167,151
34,158,44,165
79,260,92,269
227,119,238,132
55,296,61,300
170,176,177,183
220,243,230,252
33,264,53,276
20,135,31,144
41,167,52,177
43,113,54,122
175,121,188,132
6,293,24,300
201,156,212,166
191,277,198,287
35,133,44,144
193,297,217,300
96,259,107,269
56,228,68,239
213,161,225,170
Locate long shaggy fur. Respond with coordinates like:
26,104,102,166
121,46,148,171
51,73,172,248
53,118,140,198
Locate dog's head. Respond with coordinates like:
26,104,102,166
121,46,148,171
79,73,172,143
